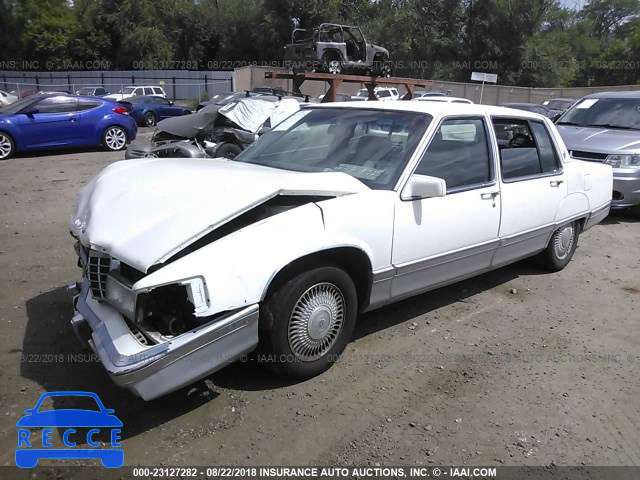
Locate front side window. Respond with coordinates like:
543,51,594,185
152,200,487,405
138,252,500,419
414,117,492,191
235,108,432,190
494,118,560,180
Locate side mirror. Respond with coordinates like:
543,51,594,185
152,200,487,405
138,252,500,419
401,175,446,201
169,101,174,106
258,126,271,135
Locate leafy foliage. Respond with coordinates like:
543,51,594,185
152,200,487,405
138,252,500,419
0,0,638,86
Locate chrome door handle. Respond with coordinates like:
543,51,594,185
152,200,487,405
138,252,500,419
550,180,564,187
481,191,500,200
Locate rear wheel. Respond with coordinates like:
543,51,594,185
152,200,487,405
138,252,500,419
629,205,640,220
0,132,15,160
259,266,357,379
537,221,579,271
102,126,128,151
143,112,156,127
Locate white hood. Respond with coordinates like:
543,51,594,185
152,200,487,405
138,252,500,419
71,158,369,272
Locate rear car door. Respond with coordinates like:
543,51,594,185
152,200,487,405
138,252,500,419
492,117,567,267
391,116,501,298
17,96,79,147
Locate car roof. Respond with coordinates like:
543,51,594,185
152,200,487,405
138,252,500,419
24,93,105,101
129,95,163,102
583,90,640,99
413,96,472,103
308,101,549,120
502,102,540,107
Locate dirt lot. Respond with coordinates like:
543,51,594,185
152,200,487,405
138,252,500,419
0,138,638,472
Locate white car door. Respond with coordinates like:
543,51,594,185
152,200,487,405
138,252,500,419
391,116,501,299
491,117,567,267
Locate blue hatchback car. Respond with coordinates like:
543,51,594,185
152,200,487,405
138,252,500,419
126,95,191,127
16,391,124,468
0,94,137,160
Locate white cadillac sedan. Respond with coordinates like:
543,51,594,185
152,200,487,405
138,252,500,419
68,102,612,400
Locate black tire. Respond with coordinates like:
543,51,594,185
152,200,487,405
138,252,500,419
143,112,156,127
102,126,128,151
259,266,358,380
537,221,580,272
216,142,243,159
629,205,640,220
0,131,15,160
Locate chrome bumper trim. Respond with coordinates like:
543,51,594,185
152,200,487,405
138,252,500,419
70,281,259,400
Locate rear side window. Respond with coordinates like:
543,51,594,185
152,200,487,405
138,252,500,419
35,96,78,114
415,117,492,191
494,118,560,180
77,99,102,111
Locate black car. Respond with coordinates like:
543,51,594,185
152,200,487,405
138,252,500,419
502,102,556,119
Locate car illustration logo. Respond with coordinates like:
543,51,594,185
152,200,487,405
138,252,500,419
15,391,123,468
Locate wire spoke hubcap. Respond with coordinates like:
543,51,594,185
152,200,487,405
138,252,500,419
554,225,575,260
288,282,345,361
106,128,126,150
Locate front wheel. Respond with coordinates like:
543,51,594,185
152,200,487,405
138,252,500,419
102,126,128,151
216,142,243,159
322,55,343,75
259,266,357,379
0,131,15,160
537,221,580,271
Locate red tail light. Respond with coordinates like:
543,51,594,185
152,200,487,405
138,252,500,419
112,106,128,115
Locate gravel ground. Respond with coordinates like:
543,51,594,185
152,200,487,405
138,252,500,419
0,138,638,473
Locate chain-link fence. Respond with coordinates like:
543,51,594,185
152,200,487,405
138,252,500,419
0,70,234,102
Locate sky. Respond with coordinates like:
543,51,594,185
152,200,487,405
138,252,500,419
559,0,584,10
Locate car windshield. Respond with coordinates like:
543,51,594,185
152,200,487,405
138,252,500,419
77,88,93,95
35,394,102,412
545,100,572,110
121,87,136,94
558,97,640,130
356,89,369,97
234,107,432,190
0,96,39,114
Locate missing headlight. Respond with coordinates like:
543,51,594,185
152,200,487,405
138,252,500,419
135,284,197,337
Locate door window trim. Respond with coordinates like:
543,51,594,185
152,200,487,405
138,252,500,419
491,115,564,184
404,115,498,196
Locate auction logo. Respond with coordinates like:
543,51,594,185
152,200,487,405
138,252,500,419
15,391,123,468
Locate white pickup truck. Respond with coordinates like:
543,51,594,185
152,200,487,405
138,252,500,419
68,102,612,400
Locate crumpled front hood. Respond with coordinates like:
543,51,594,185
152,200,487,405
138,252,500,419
72,158,369,272
556,125,640,154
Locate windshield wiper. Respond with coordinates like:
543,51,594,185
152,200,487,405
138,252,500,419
589,123,639,130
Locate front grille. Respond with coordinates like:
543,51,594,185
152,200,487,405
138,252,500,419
87,250,111,300
570,150,608,162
